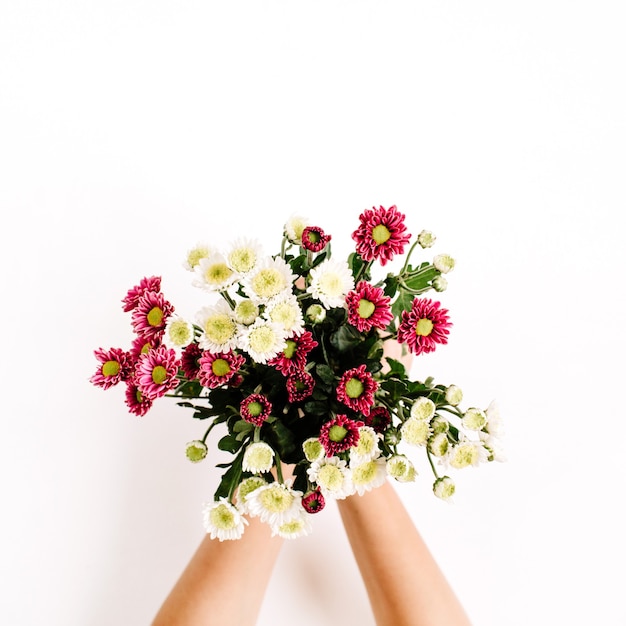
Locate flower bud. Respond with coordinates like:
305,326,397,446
185,440,208,463
433,476,455,500
462,407,487,431
305,303,326,323
417,230,436,248
432,275,448,292
303,437,324,462
445,384,463,406
383,427,401,446
428,432,449,457
433,254,455,274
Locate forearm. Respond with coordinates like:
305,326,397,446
337,481,472,626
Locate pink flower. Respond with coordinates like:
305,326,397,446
197,351,246,389
124,381,154,416
268,331,318,376
90,347,132,389
129,335,160,361
301,226,331,253
302,488,325,514
240,394,272,427
286,370,315,403
364,406,392,434
346,281,393,332
180,343,203,380
397,298,452,355
351,205,411,266
122,276,162,312
131,291,175,341
319,414,363,456
336,364,378,417
135,345,180,400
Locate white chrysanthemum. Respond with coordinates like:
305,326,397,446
185,440,208,463
202,498,248,541
264,293,305,336
428,432,450,458
227,238,263,275
284,214,311,244
307,259,355,309
243,256,296,303
164,316,195,350
433,476,456,501
184,243,211,271
445,385,463,406
479,432,507,463
485,399,504,438
193,252,239,292
449,440,488,469
400,417,431,446
246,483,303,527
307,456,354,500
196,300,239,352
271,511,313,539
302,437,324,463
433,253,455,274
242,442,275,473
349,426,381,465
417,230,436,248
351,458,387,495
235,476,268,513
410,397,436,421
432,275,448,292
462,407,487,431
234,299,260,326
386,455,416,482
238,319,287,363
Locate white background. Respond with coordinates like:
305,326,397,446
1,1,625,625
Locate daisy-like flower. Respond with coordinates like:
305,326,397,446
264,293,304,336
180,342,203,380
193,252,238,293
131,291,175,341
240,394,272,427
345,281,393,332
235,476,267,513
479,432,507,463
397,298,452,356
268,330,318,376
433,476,456,500
242,441,275,473
202,498,247,541
134,346,180,400
197,350,246,389
462,407,487,431
349,426,381,465
336,364,378,417
90,347,131,389
445,384,463,406
246,482,304,527
243,257,296,303
183,243,211,272
284,214,311,244
234,299,260,326
238,319,287,364
271,512,313,539
196,301,239,353
410,396,436,421
185,440,208,463
164,316,194,351
301,488,325,514
301,225,331,252
400,417,431,446
307,456,354,500
227,238,262,275
319,414,363,457
124,381,153,416
351,458,387,495
433,253,455,274
307,258,355,309
129,335,160,361
364,406,392,434
449,440,488,469
386,455,416,482
351,205,411,266
285,370,315,402
302,438,325,463
428,432,450,457
122,276,162,312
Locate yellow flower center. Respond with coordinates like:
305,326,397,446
283,339,297,359
168,320,192,346
249,326,276,353
352,461,377,485
317,464,343,490
318,273,343,297
345,378,364,399
259,486,294,513
358,299,375,319
205,314,236,344
251,268,285,299
372,224,391,244
187,247,209,269
204,263,233,286
152,365,167,384
209,503,237,530
229,248,257,273
102,360,120,377
328,425,348,442
147,306,163,327
415,318,434,336
211,358,231,377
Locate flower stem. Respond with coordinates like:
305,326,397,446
221,291,237,310
426,449,439,479
400,240,420,273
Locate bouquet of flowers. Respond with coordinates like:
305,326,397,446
90,205,504,541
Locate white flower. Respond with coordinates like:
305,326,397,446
185,440,208,463
235,476,268,513
234,299,260,326
183,243,211,271
351,458,387,495
243,256,296,303
462,407,487,431
432,275,448,292
307,259,355,309
417,230,436,248
428,432,450,457
196,300,239,352
305,303,326,323
284,214,311,244
302,437,324,463
433,253,455,274
410,397,436,421
242,442,275,473
485,399,505,438
307,456,354,500
227,238,263,275
433,476,456,501
264,293,305,336
349,426,381,465
271,511,313,539
479,432,507,462
386,455,416,482
238,318,287,363
193,252,239,292
202,498,248,541
164,316,195,350
445,385,463,406
449,440,488,469
246,483,303,527
400,417,431,446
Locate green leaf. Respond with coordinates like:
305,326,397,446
218,434,242,453
391,291,414,319
315,364,336,385
214,453,244,500
233,420,254,434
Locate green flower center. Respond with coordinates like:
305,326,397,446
205,314,236,343
270,303,297,328
306,231,321,244
328,425,348,442
186,442,207,462
204,263,233,285
345,378,364,399
415,318,434,336
209,504,236,530
357,299,375,319
247,401,263,417
187,247,209,269
251,268,285,299
353,461,377,485
318,273,343,296
230,248,256,273
211,358,231,377
169,320,191,345
249,326,276,353
259,486,294,513
317,464,343,490
372,224,391,244
102,360,120,377
147,307,164,327
152,365,167,384
283,339,297,359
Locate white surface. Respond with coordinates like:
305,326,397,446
1,2,624,625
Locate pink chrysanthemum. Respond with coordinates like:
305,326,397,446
241,394,272,427
197,350,246,389
122,276,162,312
351,205,411,266
302,488,325,514
90,347,132,389
319,414,364,456
336,364,378,417
129,335,160,361
180,342,203,380
124,381,154,416
364,406,392,434
346,281,393,332
286,370,315,403
131,291,175,341
135,346,180,400
397,297,452,356
268,331,318,376
301,226,332,253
